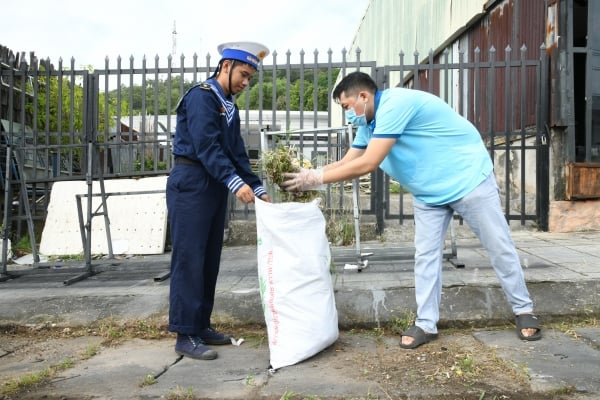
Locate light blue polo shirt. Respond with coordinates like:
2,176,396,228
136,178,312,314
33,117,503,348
353,88,493,205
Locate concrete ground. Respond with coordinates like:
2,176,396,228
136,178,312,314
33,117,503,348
0,225,599,399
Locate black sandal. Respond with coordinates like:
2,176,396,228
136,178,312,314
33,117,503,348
515,314,542,341
399,325,438,349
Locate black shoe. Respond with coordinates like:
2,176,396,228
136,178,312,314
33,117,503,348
198,327,232,345
175,334,217,360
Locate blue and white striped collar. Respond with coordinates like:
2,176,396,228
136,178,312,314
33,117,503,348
206,78,236,126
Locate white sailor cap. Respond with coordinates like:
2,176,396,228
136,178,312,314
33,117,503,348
217,41,269,69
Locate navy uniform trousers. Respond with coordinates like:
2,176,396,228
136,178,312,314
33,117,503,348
166,162,228,335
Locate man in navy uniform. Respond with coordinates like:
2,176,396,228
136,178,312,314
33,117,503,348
167,41,271,360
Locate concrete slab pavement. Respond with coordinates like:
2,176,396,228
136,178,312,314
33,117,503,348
1,228,600,399
474,328,600,394
4,328,600,399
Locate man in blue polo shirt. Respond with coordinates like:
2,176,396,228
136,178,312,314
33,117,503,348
282,71,541,349
167,41,270,360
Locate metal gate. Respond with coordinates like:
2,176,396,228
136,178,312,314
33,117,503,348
377,45,550,231
0,45,549,267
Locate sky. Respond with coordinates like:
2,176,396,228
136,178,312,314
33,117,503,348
1,0,370,68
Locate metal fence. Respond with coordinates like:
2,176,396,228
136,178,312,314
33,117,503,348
0,44,549,264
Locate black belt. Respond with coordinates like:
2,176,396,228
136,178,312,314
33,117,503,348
175,157,203,167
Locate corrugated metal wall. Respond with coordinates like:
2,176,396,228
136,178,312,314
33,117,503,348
467,0,546,132
351,0,546,132
350,0,487,65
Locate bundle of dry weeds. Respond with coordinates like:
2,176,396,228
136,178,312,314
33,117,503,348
261,144,356,246
260,144,322,203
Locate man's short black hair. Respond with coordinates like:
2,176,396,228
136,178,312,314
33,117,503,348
332,71,378,102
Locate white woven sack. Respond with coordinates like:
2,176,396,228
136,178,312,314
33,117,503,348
255,198,339,370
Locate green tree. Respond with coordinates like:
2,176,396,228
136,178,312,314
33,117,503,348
25,66,131,174
27,66,130,142
27,67,84,137
108,67,339,115
236,68,338,111
117,75,192,115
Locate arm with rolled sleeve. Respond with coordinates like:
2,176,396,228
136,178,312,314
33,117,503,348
226,110,267,198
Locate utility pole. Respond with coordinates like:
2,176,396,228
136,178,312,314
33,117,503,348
172,20,177,59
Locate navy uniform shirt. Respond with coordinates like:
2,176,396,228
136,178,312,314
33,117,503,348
173,79,266,197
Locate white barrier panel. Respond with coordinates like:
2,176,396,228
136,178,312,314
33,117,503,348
39,177,168,256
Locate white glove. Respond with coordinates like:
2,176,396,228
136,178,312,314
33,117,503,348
281,168,324,191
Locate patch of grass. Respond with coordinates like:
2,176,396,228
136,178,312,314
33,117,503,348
551,315,599,338
96,318,126,344
552,385,577,395
450,354,476,378
0,357,75,396
91,316,170,345
0,319,171,397
166,386,195,400
279,391,326,400
244,374,256,387
140,373,157,387
326,210,355,246
279,391,298,400
12,235,32,257
251,333,266,348
389,310,416,334
131,319,165,338
57,358,74,369
48,253,85,262
82,344,99,359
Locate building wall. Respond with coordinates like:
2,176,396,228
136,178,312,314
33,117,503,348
333,0,490,126
345,0,600,231
349,0,487,65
